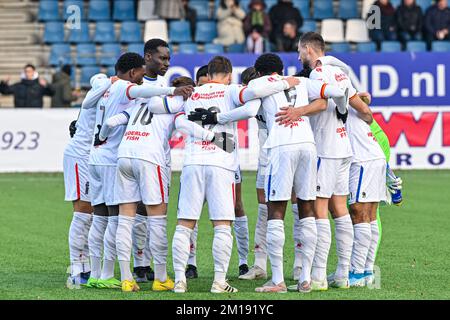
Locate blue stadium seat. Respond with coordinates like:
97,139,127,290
380,41,402,52
178,43,198,54
93,21,116,43
195,21,217,43
416,0,431,12
313,0,334,20
38,1,60,21
265,0,278,10
49,44,72,66
338,0,358,19
431,41,450,52
67,22,91,43
406,41,427,52
100,43,122,66
299,20,316,33
227,43,245,53
128,43,145,56
113,1,136,21
120,21,142,43
356,41,376,52
238,0,251,13
63,0,84,20
204,43,224,54
330,42,351,53
88,0,111,21
390,0,401,8
76,44,97,66
293,0,311,19
43,22,65,43
189,1,211,20
169,21,192,43
80,66,101,88
106,66,116,77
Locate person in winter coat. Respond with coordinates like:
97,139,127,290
424,0,450,44
396,0,423,42
214,0,246,46
269,0,303,44
0,64,54,108
243,0,272,38
51,65,79,108
368,0,398,44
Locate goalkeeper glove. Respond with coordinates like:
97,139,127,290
93,125,107,147
188,108,218,125
69,120,77,138
211,132,235,153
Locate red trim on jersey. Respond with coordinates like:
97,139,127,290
206,80,221,84
232,183,235,206
156,165,165,203
239,86,248,105
75,163,80,200
320,83,327,99
174,112,186,122
126,84,136,100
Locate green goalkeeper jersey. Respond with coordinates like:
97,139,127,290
370,119,391,162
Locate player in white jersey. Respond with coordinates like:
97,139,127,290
63,73,113,288
171,56,300,294
279,32,373,290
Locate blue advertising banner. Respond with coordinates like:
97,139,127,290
167,52,450,107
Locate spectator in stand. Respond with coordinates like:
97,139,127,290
181,0,198,40
269,0,303,44
276,20,300,52
214,0,246,46
396,0,423,43
51,65,79,108
246,25,268,53
424,0,450,44
0,64,54,108
156,0,183,20
243,0,272,39
368,0,398,45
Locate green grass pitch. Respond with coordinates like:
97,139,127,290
0,170,449,300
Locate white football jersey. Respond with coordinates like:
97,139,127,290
89,79,137,166
255,75,321,149
255,108,269,167
181,82,246,171
309,63,356,158
118,95,184,166
64,78,111,159
346,107,385,162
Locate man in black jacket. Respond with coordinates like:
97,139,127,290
396,0,423,43
424,0,450,44
0,64,54,108
269,0,303,45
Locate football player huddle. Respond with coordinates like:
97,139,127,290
63,33,402,294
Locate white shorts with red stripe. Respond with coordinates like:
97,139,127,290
63,154,90,202
177,165,236,221
89,164,117,206
115,157,169,206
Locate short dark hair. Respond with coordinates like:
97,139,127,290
24,64,35,70
207,56,232,76
62,64,72,76
241,67,258,85
196,65,209,83
254,53,284,76
144,38,169,54
115,52,145,74
299,32,325,53
171,76,195,87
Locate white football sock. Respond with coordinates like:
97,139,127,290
234,216,249,266
148,216,168,282
312,219,331,282
334,215,354,279
267,219,285,285
145,216,154,265
187,223,198,266
212,225,233,284
81,216,92,273
365,221,380,273
88,215,108,279
254,204,268,271
351,223,372,274
172,225,193,283
299,217,317,283
292,204,302,269
100,215,119,280
132,214,148,268
68,212,92,276
116,215,135,281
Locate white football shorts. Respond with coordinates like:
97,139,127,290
63,154,90,202
316,156,352,198
349,159,387,205
177,165,236,221
89,164,117,206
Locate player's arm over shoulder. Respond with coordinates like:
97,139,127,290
147,95,185,114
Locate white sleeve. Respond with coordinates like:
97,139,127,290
146,95,185,114
217,99,261,124
229,76,289,106
82,78,112,109
174,112,215,141
305,78,345,101
318,56,351,75
99,111,130,141
127,83,176,100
